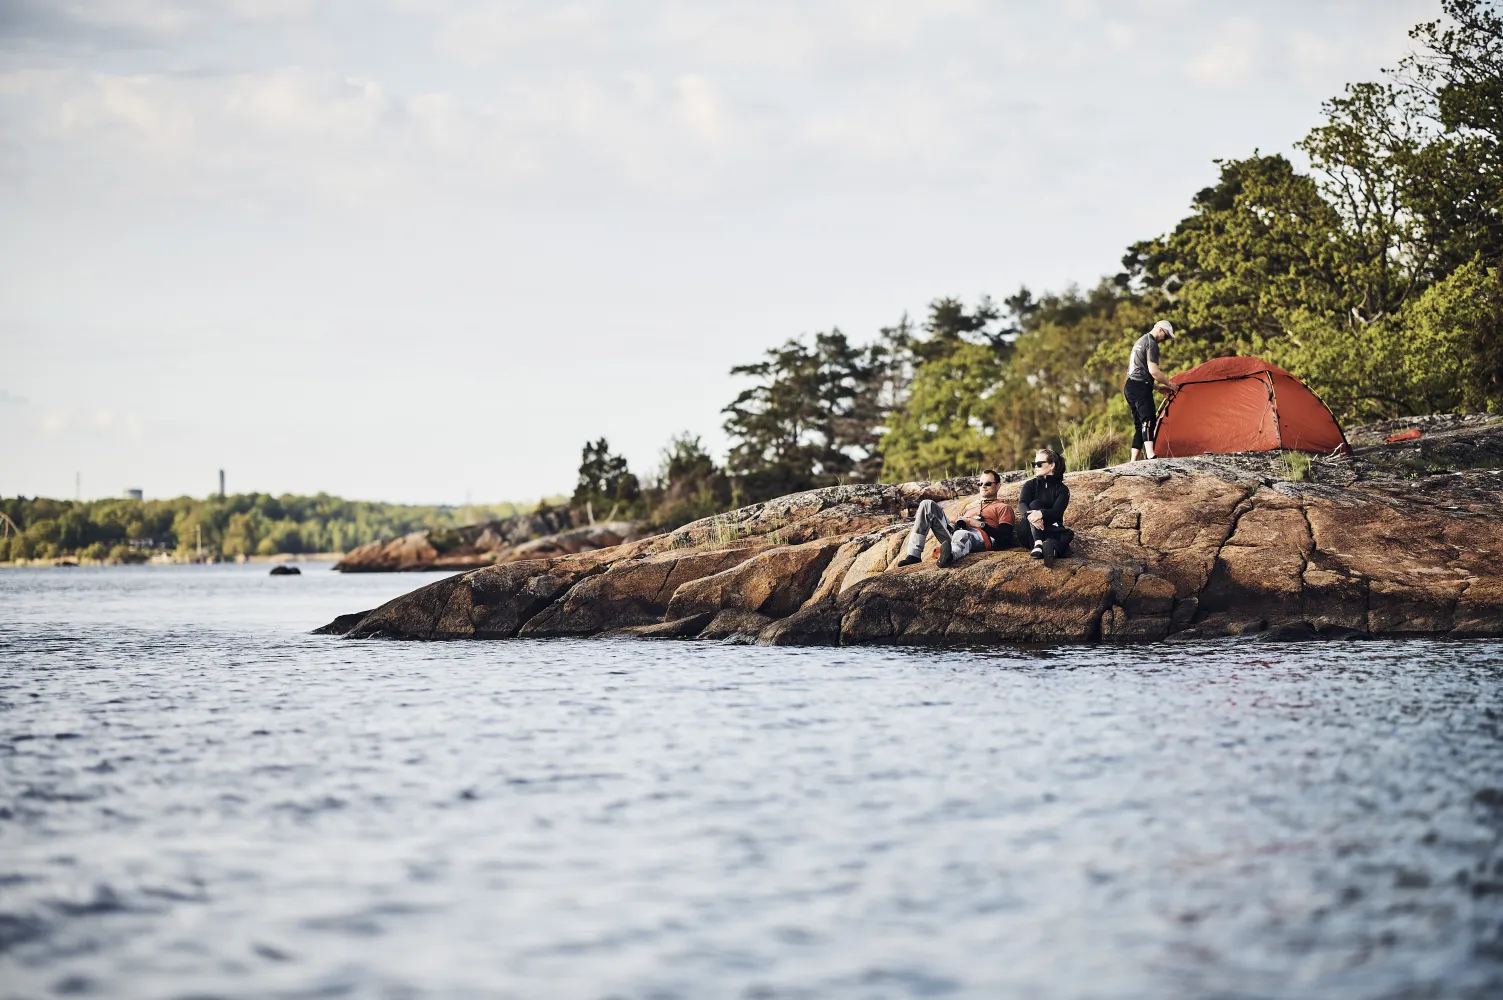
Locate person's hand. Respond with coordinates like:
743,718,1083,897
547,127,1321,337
1028,511,1044,529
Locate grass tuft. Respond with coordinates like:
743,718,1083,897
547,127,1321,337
711,516,743,546
1279,451,1313,482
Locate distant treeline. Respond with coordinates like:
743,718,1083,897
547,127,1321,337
0,494,550,563
574,0,1503,527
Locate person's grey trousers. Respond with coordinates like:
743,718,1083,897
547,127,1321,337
905,499,983,561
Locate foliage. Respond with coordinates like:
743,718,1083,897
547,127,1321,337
0,493,532,563
722,329,896,501
879,299,1009,481
570,438,644,520
1003,287,1157,469
647,433,731,531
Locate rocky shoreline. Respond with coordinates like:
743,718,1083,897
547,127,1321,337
318,415,1503,645
333,507,646,572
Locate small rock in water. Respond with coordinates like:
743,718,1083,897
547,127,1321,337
1251,621,1318,643
1250,621,1373,643
269,565,301,576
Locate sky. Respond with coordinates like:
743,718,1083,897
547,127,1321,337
0,0,1441,505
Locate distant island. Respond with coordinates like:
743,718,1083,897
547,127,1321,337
0,493,563,565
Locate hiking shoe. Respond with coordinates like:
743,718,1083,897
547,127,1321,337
1030,542,1045,560
1040,538,1057,568
937,539,954,568
896,555,920,567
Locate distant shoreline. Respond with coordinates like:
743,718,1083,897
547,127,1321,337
0,552,346,568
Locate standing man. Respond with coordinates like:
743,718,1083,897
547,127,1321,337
896,470,1014,569
1124,320,1178,461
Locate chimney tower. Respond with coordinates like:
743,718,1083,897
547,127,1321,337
219,469,225,498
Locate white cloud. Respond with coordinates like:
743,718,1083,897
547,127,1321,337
435,2,597,64
674,74,725,144
1105,22,1137,51
0,2,1431,219
2,67,509,207
1187,21,1263,87
51,0,201,38
2,0,312,45
229,0,312,21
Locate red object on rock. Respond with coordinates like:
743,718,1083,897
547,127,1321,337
1385,428,1423,443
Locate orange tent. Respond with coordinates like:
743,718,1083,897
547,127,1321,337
1153,356,1350,457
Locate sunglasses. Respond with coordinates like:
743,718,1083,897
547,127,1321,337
1032,460,1051,467
980,480,998,487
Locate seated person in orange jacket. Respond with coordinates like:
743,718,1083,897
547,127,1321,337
896,469,1015,568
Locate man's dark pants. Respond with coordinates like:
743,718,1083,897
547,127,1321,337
1124,378,1158,450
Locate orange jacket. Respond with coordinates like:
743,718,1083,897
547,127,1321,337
953,497,1015,550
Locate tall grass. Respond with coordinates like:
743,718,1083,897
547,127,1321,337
1060,420,1129,471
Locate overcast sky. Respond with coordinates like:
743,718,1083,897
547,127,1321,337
0,0,1438,505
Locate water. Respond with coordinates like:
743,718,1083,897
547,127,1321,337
2,565,1501,1000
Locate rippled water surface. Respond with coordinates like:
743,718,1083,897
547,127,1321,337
2,565,1502,999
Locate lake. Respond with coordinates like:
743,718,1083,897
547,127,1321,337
2,564,1500,999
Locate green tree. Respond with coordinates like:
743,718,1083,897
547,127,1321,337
723,330,889,501
1121,154,1346,355
571,438,642,519
648,433,732,529
879,298,1009,481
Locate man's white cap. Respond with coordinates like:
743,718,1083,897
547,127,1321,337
1151,320,1176,340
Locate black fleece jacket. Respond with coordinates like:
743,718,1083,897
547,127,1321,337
1018,476,1070,528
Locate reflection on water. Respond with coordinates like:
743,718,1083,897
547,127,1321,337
1,565,1501,999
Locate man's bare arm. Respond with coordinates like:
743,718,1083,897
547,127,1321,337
1147,361,1176,392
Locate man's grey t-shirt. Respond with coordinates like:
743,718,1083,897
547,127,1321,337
1127,333,1159,382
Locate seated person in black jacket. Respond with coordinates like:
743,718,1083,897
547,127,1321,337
1017,447,1073,567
